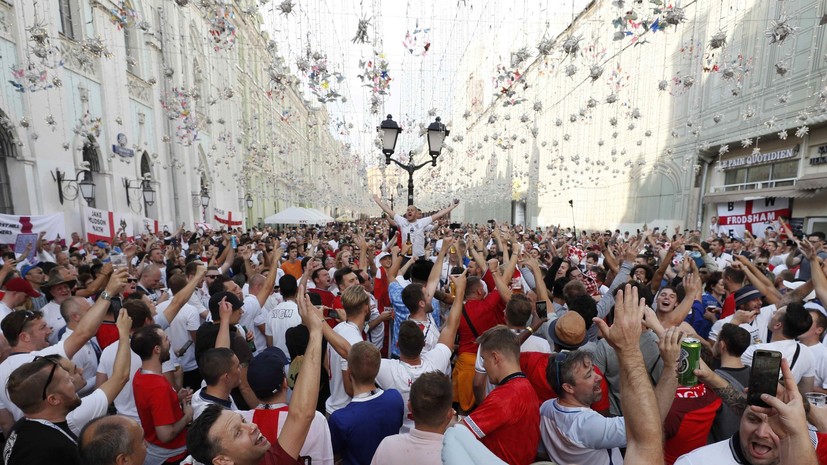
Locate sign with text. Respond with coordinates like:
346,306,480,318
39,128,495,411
0,213,66,244
716,198,790,238
83,207,134,242
717,146,799,170
14,234,38,263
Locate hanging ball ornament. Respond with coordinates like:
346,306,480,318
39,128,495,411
708,30,727,49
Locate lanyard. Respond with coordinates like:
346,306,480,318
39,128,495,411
25,418,77,444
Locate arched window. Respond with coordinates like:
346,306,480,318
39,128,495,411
0,120,16,214
82,136,101,208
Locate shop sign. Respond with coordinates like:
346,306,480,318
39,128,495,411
717,145,799,170
810,145,827,165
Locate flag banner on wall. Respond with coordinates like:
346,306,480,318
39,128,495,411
0,213,66,244
83,207,134,242
716,198,790,238
214,208,243,229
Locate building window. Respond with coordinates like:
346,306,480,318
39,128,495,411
82,136,101,208
723,160,799,191
124,7,141,76
0,122,15,214
58,0,77,40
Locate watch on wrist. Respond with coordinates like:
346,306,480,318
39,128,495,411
100,290,113,301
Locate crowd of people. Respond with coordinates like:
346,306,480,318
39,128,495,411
0,199,824,465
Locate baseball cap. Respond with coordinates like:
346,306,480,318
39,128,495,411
548,312,587,350
95,241,108,248
208,291,244,318
4,277,41,298
782,280,817,302
19,265,38,279
733,285,765,307
247,347,288,398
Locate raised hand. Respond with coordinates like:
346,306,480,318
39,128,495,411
592,284,645,352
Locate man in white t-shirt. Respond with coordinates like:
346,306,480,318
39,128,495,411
0,269,127,435
58,297,103,397
800,303,827,390
96,298,177,423
39,275,75,345
265,275,301,358
372,195,459,258
157,274,202,389
325,285,371,415
709,286,777,345
375,275,464,433
740,301,815,393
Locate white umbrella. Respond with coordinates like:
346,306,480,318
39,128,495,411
264,207,327,225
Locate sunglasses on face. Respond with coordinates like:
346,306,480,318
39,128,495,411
127,279,138,283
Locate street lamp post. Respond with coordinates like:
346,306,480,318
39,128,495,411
200,187,210,222
378,114,449,206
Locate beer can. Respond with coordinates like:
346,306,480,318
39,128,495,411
678,338,701,386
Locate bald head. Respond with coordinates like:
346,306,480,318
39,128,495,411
79,415,147,465
60,296,90,328
139,264,162,290
248,273,266,294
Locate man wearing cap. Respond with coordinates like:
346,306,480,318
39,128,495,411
242,346,334,464
40,274,74,344
540,329,681,465
0,277,41,323
92,241,111,263
708,285,777,345
0,270,127,435
21,264,47,310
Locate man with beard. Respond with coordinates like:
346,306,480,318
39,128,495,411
131,325,194,465
540,328,682,465
4,355,86,464
372,195,459,258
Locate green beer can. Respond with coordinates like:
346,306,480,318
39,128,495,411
678,338,701,386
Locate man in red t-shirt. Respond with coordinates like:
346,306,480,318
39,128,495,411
130,324,193,464
463,326,540,465
453,265,513,413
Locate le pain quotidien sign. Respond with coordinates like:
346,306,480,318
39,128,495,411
717,145,800,170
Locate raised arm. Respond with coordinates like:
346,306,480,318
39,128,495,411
425,236,452,302
654,327,681,423
592,284,664,464
98,308,133,402
65,270,127,359
256,247,283,308
372,194,397,218
525,256,551,311
161,264,206,326
438,271,466,347
429,199,459,222
279,291,323,460
802,240,827,304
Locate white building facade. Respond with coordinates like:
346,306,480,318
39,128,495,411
0,0,364,237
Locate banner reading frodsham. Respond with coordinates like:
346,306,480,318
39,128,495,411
716,198,790,238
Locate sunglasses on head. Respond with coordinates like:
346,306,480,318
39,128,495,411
554,352,570,391
32,355,59,400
